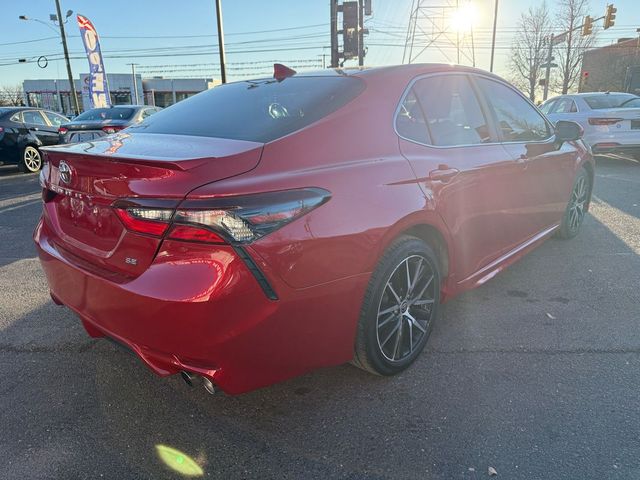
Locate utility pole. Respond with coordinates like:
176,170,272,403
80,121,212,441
543,34,554,101
214,0,227,83
358,0,365,66
489,0,498,72
128,63,139,105
54,0,79,115
330,0,339,68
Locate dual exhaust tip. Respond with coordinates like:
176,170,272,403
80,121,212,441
180,371,216,395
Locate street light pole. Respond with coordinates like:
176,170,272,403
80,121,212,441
128,63,140,104
489,0,498,72
543,34,554,101
214,0,227,84
54,0,80,115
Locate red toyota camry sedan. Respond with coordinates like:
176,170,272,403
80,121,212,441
34,64,593,394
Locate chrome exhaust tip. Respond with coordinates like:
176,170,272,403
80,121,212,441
180,371,195,387
203,378,216,395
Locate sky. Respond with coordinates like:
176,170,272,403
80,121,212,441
1,0,640,87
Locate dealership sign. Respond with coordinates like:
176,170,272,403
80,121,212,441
77,14,111,108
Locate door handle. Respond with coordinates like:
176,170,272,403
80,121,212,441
429,165,460,183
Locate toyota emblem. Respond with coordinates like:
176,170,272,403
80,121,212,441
59,161,71,184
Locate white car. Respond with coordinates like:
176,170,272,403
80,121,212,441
541,92,640,158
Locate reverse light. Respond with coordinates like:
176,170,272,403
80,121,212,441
102,125,125,134
58,126,68,135
588,117,623,126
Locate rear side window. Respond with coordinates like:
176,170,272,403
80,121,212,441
396,90,429,144
404,75,491,146
129,76,365,143
476,78,551,142
22,110,48,126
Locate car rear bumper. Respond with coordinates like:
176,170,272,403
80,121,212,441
584,130,640,155
34,217,366,394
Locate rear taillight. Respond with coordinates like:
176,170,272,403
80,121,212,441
588,117,623,126
0,126,4,133
172,188,331,244
102,125,125,134
114,207,173,237
112,188,331,244
58,127,68,135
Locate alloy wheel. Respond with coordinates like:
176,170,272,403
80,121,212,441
23,146,42,172
568,175,588,232
376,254,436,362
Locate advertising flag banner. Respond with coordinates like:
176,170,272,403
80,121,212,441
77,14,111,108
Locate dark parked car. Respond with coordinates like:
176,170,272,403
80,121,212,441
36,65,593,395
0,107,69,173
58,105,161,144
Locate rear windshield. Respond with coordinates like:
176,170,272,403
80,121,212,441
74,108,135,121
583,94,640,109
128,76,365,143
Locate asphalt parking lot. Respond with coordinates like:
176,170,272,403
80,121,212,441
0,156,639,480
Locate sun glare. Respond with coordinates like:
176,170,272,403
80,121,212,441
449,2,477,32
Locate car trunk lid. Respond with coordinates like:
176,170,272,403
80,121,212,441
589,107,640,131
41,132,263,277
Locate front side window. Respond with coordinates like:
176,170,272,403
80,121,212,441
476,78,551,142
407,75,492,147
551,98,577,113
22,110,48,126
539,99,556,115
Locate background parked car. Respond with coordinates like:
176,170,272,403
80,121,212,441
540,92,640,158
58,105,162,144
0,107,69,173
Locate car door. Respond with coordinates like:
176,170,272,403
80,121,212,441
474,77,579,234
396,73,526,284
21,110,59,146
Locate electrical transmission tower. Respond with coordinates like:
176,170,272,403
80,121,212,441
402,0,476,66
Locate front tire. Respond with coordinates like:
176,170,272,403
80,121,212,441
19,146,43,173
557,168,591,239
353,236,441,376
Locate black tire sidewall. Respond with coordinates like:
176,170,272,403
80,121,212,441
361,237,441,376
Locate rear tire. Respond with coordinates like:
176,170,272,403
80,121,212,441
556,168,591,239
19,145,42,173
353,236,441,376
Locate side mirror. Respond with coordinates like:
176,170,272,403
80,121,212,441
555,120,583,142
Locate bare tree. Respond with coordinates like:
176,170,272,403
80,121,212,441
509,2,553,102
0,84,25,106
554,0,597,94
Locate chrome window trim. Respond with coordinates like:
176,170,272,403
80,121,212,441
393,70,556,149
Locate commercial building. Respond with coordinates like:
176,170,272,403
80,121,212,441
579,37,640,94
22,73,218,116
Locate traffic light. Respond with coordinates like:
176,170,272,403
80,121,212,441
582,15,593,36
604,4,617,29
342,1,360,60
